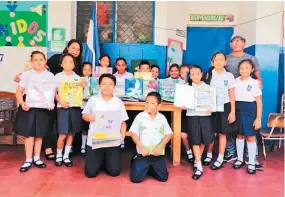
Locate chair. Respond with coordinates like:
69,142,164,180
260,94,285,160
0,92,17,145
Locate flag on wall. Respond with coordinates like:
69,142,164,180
85,1,101,76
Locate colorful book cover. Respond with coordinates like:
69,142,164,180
158,79,179,102
125,78,143,98
91,111,122,149
82,77,100,99
26,81,55,109
138,123,166,155
195,87,217,112
143,80,159,98
134,72,152,81
59,80,83,107
94,66,113,78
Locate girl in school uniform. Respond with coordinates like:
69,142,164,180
186,65,215,180
232,59,262,174
180,64,194,163
166,64,185,84
80,62,93,156
151,65,160,80
15,51,55,172
54,53,84,167
82,74,129,178
98,54,111,67
203,52,236,170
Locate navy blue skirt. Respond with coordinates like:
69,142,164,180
57,107,83,135
236,101,259,136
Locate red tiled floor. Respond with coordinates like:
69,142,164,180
0,145,284,197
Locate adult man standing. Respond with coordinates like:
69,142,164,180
224,34,263,171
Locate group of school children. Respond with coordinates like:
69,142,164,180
13,47,262,182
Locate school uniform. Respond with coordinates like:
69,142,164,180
186,82,214,145
114,71,133,96
129,111,173,183
235,77,261,136
55,71,83,135
210,69,236,134
82,95,129,178
14,69,55,138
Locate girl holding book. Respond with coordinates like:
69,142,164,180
15,51,55,172
82,74,129,178
203,52,236,171
80,62,93,156
233,59,262,175
179,64,194,163
186,65,214,180
54,54,85,167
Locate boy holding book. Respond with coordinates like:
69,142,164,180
129,92,173,183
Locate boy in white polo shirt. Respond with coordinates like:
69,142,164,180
129,92,173,183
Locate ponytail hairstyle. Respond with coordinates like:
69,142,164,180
204,51,227,85
188,65,203,86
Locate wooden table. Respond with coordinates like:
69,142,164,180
124,101,182,166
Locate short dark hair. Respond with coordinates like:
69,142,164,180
82,62,92,68
151,65,160,71
146,92,162,104
169,63,180,72
139,60,150,69
99,54,111,61
211,51,227,62
115,57,127,65
99,73,116,86
60,53,77,65
238,59,255,71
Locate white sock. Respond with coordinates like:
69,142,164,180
63,145,72,160
195,161,203,175
56,149,63,162
204,152,212,162
33,156,43,164
121,140,125,148
217,154,224,164
186,149,193,159
236,138,245,162
247,141,256,166
22,158,32,168
81,135,87,149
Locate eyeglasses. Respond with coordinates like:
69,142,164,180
231,39,245,44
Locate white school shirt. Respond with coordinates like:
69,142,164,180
114,71,133,96
82,94,129,147
186,82,212,116
54,71,81,108
165,77,185,84
210,69,235,104
235,77,262,102
19,69,55,94
129,111,173,154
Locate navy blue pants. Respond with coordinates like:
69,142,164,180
130,155,168,183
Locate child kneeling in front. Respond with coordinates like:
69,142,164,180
129,92,173,183
82,74,129,178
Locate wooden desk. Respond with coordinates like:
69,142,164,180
124,101,182,166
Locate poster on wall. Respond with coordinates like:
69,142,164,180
167,38,183,76
0,1,48,47
51,28,65,52
190,14,234,23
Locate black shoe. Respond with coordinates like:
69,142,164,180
247,164,256,174
255,163,264,171
202,157,212,166
63,158,73,167
55,157,63,166
224,154,237,163
211,160,224,170
192,170,203,180
33,160,47,168
19,162,32,172
80,148,86,156
233,160,244,169
44,153,55,161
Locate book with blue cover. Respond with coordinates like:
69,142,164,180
125,78,143,98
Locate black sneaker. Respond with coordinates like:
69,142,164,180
223,154,237,162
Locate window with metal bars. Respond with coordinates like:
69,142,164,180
76,1,154,43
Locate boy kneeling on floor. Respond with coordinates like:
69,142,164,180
129,92,173,183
